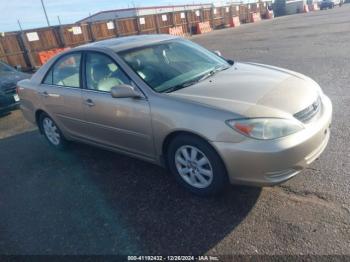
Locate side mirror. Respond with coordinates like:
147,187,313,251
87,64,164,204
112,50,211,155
213,50,222,57
111,84,142,99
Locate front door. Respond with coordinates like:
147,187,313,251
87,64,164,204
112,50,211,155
81,51,155,159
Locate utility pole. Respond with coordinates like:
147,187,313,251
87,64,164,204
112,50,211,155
57,16,62,25
40,0,51,26
17,20,23,31
17,19,36,69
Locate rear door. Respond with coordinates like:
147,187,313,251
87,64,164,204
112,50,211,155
81,51,155,159
38,52,84,137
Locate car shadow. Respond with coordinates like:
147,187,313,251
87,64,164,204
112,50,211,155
0,111,11,118
0,131,261,254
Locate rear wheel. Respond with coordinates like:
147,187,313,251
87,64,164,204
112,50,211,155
39,113,67,150
167,135,228,196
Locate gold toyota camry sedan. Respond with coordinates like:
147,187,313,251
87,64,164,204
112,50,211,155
18,35,332,195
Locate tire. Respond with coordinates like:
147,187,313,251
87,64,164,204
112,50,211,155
39,113,67,150
167,134,228,196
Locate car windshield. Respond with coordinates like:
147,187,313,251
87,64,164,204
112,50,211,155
0,61,15,73
118,39,230,93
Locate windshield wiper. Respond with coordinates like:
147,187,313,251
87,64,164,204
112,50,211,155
163,79,199,93
198,65,230,82
163,65,230,93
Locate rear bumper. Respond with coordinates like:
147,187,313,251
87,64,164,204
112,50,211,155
212,94,332,186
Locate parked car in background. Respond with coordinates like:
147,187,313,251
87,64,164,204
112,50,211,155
17,35,332,195
320,0,341,9
0,61,30,115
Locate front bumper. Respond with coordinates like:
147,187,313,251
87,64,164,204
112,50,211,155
320,3,332,8
0,93,20,114
212,94,332,186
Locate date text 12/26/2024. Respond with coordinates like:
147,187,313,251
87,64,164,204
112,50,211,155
127,256,219,261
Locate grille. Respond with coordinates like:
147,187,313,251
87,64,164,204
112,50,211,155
294,97,321,123
3,85,16,95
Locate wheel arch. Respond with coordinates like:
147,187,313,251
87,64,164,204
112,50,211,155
162,130,230,195
35,109,48,133
161,130,226,171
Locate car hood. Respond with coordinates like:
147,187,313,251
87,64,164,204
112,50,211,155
169,62,321,119
0,71,30,91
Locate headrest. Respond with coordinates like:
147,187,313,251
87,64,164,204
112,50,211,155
129,57,144,71
92,63,110,81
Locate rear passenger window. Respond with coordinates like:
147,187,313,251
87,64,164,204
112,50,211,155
43,53,81,88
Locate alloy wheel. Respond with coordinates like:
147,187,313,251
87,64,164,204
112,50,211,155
174,145,213,188
42,117,61,146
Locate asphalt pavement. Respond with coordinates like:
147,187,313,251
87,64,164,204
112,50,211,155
0,6,349,255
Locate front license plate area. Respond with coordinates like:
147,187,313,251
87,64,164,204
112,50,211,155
13,94,20,102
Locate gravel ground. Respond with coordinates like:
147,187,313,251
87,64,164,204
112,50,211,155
0,6,349,256
0,110,35,139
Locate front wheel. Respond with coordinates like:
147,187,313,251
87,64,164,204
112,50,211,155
167,135,228,196
39,113,67,150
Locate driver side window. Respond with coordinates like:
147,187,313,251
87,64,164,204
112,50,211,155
85,52,131,93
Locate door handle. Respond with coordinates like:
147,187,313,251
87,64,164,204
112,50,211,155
38,91,60,98
84,98,95,107
39,91,49,97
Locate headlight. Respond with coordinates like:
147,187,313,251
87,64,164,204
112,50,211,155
226,118,304,140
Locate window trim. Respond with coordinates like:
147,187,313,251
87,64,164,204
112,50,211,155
41,51,83,89
82,50,134,94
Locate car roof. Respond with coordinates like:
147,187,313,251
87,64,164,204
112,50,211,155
80,34,179,52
